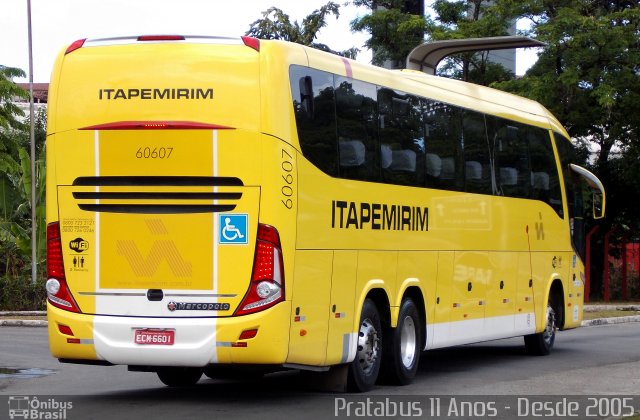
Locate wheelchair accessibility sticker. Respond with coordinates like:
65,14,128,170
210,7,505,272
219,214,248,245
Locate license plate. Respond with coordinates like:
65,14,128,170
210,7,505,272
134,329,175,345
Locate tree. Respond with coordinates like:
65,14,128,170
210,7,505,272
426,0,522,82
350,0,426,68
0,65,27,131
490,1,640,299
493,2,640,226
246,2,359,58
496,1,640,169
0,66,46,280
350,0,520,83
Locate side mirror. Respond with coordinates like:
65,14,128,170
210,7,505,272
570,164,606,219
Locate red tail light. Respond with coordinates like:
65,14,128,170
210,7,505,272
79,121,235,131
241,36,260,52
65,39,86,55
137,35,185,41
46,222,80,313
235,224,284,316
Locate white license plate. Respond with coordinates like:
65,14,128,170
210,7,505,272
134,329,175,345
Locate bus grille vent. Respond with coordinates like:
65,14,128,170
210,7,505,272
71,176,243,214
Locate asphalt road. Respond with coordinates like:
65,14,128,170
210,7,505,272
1,324,639,420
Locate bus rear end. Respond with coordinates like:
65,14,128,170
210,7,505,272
46,36,292,378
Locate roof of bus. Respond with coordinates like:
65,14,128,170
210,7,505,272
273,39,570,140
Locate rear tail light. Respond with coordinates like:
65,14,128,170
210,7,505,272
65,39,86,55
235,224,284,316
137,35,186,41
46,222,80,313
241,36,260,52
79,121,234,131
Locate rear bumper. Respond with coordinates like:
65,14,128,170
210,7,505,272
47,302,291,367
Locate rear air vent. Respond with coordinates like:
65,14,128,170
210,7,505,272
72,176,243,214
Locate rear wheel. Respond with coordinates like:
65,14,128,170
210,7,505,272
380,298,422,385
157,367,203,387
524,294,559,355
347,299,382,392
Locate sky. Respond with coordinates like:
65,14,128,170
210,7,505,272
1,0,539,83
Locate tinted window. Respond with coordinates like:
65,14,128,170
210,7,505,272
289,65,567,212
488,116,531,198
335,77,379,182
462,111,492,194
423,101,463,191
378,88,425,187
290,67,338,176
528,128,563,217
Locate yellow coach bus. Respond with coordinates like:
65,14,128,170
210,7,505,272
46,35,605,391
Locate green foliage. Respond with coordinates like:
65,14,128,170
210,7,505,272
426,0,521,82
350,0,519,80
246,2,359,58
0,276,46,311
0,66,47,289
0,65,27,131
493,1,640,233
351,6,426,67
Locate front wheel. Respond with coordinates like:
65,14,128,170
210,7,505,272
380,298,422,385
524,294,558,356
157,367,203,387
347,299,382,392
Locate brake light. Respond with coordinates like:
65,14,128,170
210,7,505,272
241,36,260,52
137,35,186,41
235,224,284,316
79,121,235,131
65,39,86,55
46,222,80,313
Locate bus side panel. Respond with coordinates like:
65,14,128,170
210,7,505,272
563,251,584,329
515,252,536,334
326,251,358,365
286,250,332,366
485,252,517,337
429,251,454,349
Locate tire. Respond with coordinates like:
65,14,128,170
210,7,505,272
524,294,559,356
157,367,203,387
380,298,422,385
347,298,382,392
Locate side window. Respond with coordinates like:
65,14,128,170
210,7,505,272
488,116,531,198
461,110,492,195
528,128,563,217
335,77,379,182
289,66,338,176
378,88,425,187
423,101,463,191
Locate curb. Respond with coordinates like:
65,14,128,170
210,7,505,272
584,305,640,312
0,311,46,316
581,315,640,327
0,319,48,327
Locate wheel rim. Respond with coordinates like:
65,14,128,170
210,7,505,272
399,315,417,369
543,304,556,345
357,318,380,375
